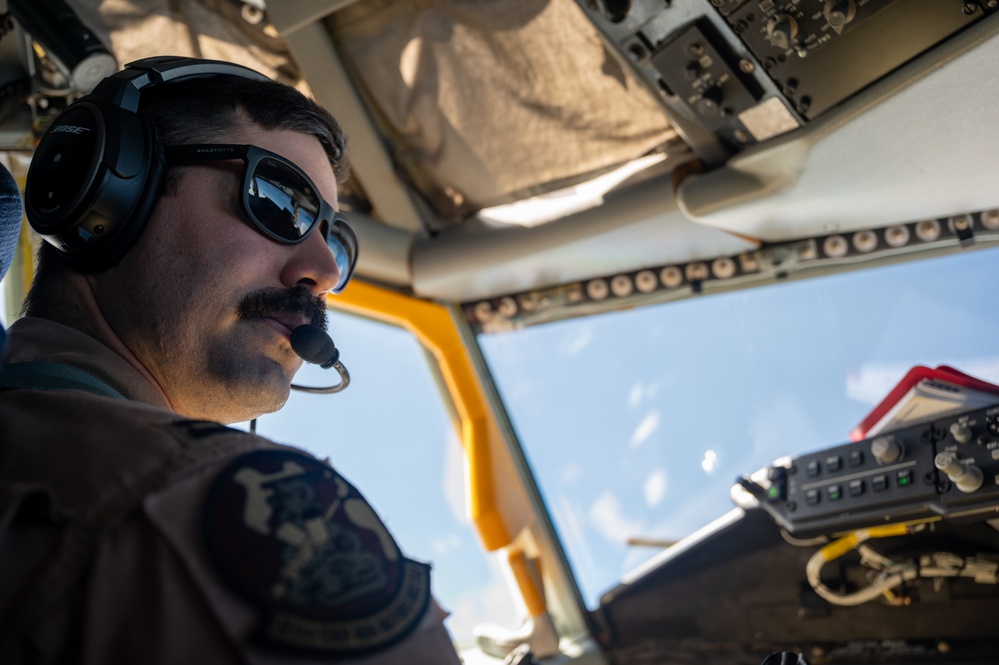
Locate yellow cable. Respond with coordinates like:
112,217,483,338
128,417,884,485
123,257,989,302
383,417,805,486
820,520,927,562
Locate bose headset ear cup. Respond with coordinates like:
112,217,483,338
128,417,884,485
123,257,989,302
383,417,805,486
25,93,159,272
25,101,110,251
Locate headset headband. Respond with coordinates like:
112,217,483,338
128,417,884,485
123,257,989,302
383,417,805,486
23,56,269,271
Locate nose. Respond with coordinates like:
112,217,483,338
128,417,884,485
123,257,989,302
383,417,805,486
280,226,341,295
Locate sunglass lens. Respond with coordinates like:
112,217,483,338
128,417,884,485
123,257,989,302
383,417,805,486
245,154,357,292
327,219,358,292
247,158,320,241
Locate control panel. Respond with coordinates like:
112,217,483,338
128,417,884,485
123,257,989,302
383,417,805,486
651,21,764,149
741,404,999,536
719,0,986,120
578,0,997,162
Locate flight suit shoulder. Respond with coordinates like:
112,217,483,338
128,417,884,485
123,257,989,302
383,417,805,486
198,448,434,656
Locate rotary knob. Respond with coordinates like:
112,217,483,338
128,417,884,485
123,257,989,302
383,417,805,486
695,86,724,117
871,436,903,465
766,14,798,51
824,0,856,34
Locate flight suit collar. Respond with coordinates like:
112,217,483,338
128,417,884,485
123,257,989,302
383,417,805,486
2,317,171,409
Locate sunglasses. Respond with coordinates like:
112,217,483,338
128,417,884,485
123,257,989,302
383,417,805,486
164,144,358,293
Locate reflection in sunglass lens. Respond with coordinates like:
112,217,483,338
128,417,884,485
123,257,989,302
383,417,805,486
248,158,321,240
327,233,351,290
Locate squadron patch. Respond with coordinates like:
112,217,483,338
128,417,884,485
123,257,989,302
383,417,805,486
203,449,431,654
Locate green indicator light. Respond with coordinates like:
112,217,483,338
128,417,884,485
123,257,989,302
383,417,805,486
768,486,779,498
899,476,910,485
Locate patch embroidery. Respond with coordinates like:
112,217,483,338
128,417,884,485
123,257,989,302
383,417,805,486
204,450,431,654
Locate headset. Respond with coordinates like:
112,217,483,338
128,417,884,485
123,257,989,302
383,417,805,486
23,56,269,272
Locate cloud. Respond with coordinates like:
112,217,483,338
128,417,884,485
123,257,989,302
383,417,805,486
431,534,463,556
557,323,594,358
629,410,660,448
628,383,643,409
560,462,581,485
643,468,668,507
589,490,645,545
627,381,662,409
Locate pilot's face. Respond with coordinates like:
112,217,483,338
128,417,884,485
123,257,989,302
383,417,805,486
92,122,341,423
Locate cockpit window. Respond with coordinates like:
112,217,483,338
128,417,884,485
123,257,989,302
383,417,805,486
476,246,999,608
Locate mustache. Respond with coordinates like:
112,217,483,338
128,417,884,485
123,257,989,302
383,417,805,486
237,285,328,331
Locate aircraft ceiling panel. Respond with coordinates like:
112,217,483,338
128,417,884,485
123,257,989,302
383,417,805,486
676,11,999,242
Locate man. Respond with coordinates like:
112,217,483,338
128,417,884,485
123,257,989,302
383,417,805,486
0,57,462,663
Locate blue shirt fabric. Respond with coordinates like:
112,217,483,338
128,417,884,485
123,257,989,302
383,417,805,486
0,161,21,280
0,161,22,352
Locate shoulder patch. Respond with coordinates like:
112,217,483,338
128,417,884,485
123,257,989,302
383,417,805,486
203,449,431,654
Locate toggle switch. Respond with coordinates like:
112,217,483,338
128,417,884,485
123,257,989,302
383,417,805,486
935,451,984,493
950,421,972,444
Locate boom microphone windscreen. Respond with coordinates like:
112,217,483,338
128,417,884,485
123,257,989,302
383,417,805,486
290,324,339,369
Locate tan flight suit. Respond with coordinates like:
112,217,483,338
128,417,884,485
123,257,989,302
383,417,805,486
0,317,463,664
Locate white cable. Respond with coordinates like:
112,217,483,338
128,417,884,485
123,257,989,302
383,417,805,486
805,545,919,606
804,525,917,606
780,528,829,547
920,553,998,583
857,544,894,570
807,538,999,607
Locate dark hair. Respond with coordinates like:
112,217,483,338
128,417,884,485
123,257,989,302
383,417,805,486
22,72,349,316
143,74,349,187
